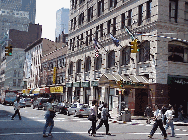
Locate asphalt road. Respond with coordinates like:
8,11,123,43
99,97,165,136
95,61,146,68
0,104,188,140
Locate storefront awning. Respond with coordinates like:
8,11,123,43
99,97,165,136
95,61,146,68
66,82,72,87
81,81,90,87
73,82,81,87
98,73,149,88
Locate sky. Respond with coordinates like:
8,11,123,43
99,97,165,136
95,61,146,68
35,0,70,42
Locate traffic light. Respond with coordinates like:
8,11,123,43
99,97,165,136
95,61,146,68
5,45,12,56
129,39,140,53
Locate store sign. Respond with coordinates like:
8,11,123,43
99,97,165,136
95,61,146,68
50,86,63,93
53,67,56,84
81,81,90,87
73,82,81,87
66,82,72,87
168,75,188,85
91,81,98,86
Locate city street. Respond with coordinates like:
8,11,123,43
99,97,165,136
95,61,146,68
0,104,188,140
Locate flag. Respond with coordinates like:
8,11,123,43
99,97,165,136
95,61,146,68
94,39,99,58
110,33,119,47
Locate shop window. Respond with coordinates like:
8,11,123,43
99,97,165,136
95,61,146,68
95,54,102,70
146,0,152,19
139,41,150,62
76,59,82,73
108,50,115,68
121,47,130,65
169,0,178,23
98,0,104,17
168,42,188,63
85,57,91,72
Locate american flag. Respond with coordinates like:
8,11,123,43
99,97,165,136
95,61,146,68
94,39,100,58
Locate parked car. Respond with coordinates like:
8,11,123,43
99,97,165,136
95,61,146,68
33,98,49,110
67,103,90,117
54,103,70,114
24,98,32,107
74,104,90,117
19,99,26,108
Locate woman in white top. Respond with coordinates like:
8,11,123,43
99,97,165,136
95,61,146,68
43,97,55,137
88,99,98,137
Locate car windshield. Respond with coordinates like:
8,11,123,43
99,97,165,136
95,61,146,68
81,104,89,108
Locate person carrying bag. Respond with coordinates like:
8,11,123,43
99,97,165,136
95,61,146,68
43,97,55,137
88,100,98,137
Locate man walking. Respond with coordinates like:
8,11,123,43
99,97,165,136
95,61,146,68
161,105,167,125
148,104,167,139
95,103,111,135
145,105,152,124
11,98,21,120
165,105,175,137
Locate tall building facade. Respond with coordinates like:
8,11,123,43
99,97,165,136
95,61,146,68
55,7,69,38
67,0,188,117
0,0,36,39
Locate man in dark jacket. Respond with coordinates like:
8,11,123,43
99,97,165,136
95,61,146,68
95,103,111,135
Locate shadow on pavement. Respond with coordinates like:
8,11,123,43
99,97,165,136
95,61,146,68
0,109,94,140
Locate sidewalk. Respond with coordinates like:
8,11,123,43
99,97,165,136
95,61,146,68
109,112,188,126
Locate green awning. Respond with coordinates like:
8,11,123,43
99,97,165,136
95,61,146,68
73,82,81,87
81,81,90,87
66,82,72,87
91,81,99,86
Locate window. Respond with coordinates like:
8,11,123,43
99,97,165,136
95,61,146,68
13,79,16,87
96,26,99,41
169,0,178,23
79,0,85,4
138,4,143,26
109,0,117,9
78,12,84,25
107,19,111,34
121,47,130,65
76,59,82,73
14,70,17,77
121,13,125,29
85,57,91,72
139,41,150,62
74,17,76,30
146,0,152,19
68,62,73,75
98,0,104,17
108,50,115,68
127,10,132,26
88,6,93,22
17,79,21,87
185,2,188,22
100,24,103,38
86,31,89,46
71,19,73,30
168,41,188,63
89,29,92,44
95,54,102,70
113,17,116,35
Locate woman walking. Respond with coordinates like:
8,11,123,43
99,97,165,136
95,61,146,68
88,99,98,137
43,97,55,137
96,103,111,135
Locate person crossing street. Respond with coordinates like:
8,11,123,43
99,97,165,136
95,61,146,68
165,105,175,137
148,104,167,139
11,98,21,120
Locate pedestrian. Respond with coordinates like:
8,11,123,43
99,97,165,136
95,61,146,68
96,103,111,135
165,105,175,137
144,105,152,124
161,105,167,125
148,104,167,139
88,99,98,137
43,97,55,137
11,98,21,120
178,105,184,121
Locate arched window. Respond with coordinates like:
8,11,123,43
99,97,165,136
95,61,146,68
85,57,91,72
76,59,82,73
121,47,130,65
168,41,188,62
139,41,150,62
95,54,102,70
68,62,73,75
108,50,115,68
